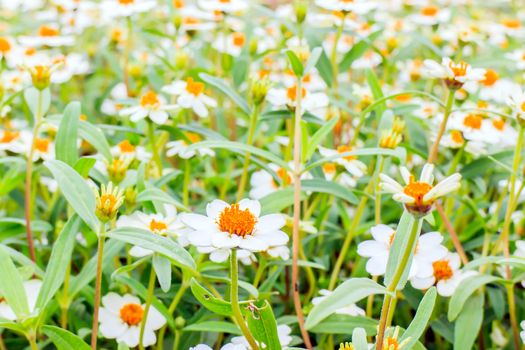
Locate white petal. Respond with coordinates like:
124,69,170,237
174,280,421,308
238,199,261,217
206,200,230,220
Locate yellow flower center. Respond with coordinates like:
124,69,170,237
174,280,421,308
35,138,50,152
520,102,525,113
403,177,433,206
0,38,11,53
323,163,337,175
217,204,257,237
232,32,245,47
100,194,118,211
38,25,59,37
140,91,160,108
448,61,468,77
492,118,505,131
173,0,184,8
421,6,438,16
433,260,453,281
480,69,499,86
450,130,464,144
502,19,520,29
25,47,36,56
185,77,204,96
337,145,356,161
286,85,306,101
463,114,482,129
119,303,144,326
118,140,136,153
339,342,355,350
118,0,135,4
384,337,399,350
1,130,19,143
149,219,168,233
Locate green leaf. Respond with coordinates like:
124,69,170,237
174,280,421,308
352,327,369,350
36,215,81,309
118,343,130,350
0,246,29,318
78,120,112,161
136,187,186,210
305,116,339,161
305,278,387,329
190,278,233,316
108,227,195,270
453,293,484,350
73,157,97,178
309,315,377,335
366,68,386,117
55,101,80,166
199,73,251,115
184,321,241,335
339,30,382,71
400,287,437,349
448,274,499,321
304,47,323,74
259,188,306,215
44,160,99,232
42,325,91,350
185,140,290,170
153,255,172,293
302,179,358,204
315,49,333,87
0,319,27,334
24,87,50,117
285,50,304,77
246,300,281,350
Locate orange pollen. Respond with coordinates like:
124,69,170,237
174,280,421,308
0,38,10,53
403,178,432,206
433,260,453,281
449,61,468,77
337,145,356,161
323,163,336,174
25,47,36,56
1,130,19,143
421,6,438,16
118,0,135,4
286,85,306,101
502,19,521,29
219,0,231,3
35,138,50,152
38,25,59,37
185,77,204,96
277,168,292,186
450,130,464,144
480,69,498,86
140,91,160,108
463,114,482,129
149,219,168,232
185,132,201,143
492,118,505,131
384,338,399,350
100,194,117,210
118,140,135,153
119,303,144,326
388,232,395,246
232,32,245,47
217,204,257,237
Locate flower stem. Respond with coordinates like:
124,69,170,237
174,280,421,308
28,335,38,350
156,282,189,350
147,120,162,177
24,89,43,263
428,89,455,164
183,159,191,207
230,250,259,350
374,156,385,225
139,264,157,350
236,105,259,201
291,77,313,350
375,217,422,350
90,225,106,350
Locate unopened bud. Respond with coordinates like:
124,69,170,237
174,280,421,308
250,78,271,106
30,65,52,90
95,182,124,223
294,1,307,24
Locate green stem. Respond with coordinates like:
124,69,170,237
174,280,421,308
147,120,162,177
156,283,189,350
90,225,106,350
428,89,455,164
230,250,259,350
374,156,385,224
236,105,259,201
183,159,191,207
139,264,157,350
28,336,38,350
375,217,422,350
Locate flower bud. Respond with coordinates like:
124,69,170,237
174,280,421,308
379,130,402,149
175,316,185,329
106,157,132,184
30,65,52,90
250,78,271,106
175,51,189,70
249,38,258,56
294,1,307,24
95,182,124,223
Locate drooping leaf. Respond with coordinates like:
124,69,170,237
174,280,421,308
246,300,281,350
285,50,304,77
0,246,29,318
400,287,437,349
190,278,233,316
42,325,91,350
199,73,251,115
448,274,500,321
352,327,369,350
153,254,172,293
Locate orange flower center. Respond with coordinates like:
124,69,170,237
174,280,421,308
100,194,117,210
323,163,336,175
502,19,521,29
173,0,184,8
383,338,399,350
35,138,50,152
118,140,136,153
463,114,482,129
480,69,498,86
185,132,201,144
448,61,468,77
219,0,231,3
450,130,464,144
38,25,59,37
185,77,204,96
1,130,19,143
25,47,37,56
492,118,505,131
184,16,200,25
232,32,245,47
0,38,10,53
118,0,135,4
140,91,160,108
520,102,525,113
119,303,144,326
433,260,453,281
217,204,257,237
277,168,292,186
421,6,438,16
337,145,356,161
286,85,307,101
403,177,432,206
149,219,168,233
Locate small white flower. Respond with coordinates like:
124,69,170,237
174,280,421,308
111,139,151,162
162,78,217,118
221,324,293,350
266,84,329,117
101,0,156,18
198,0,248,13
98,293,166,348
318,145,367,178
19,25,74,47
0,129,28,154
423,58,485,88
120,91,178,125
0,280,42,320
166,132,214,159
409,6,451,26
312,289,365,316
181,199,288,263
212,32,247,57
315,0,377,14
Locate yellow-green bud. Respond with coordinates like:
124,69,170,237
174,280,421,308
294,1,307,24
30,65,52,90
250,78,271,106
95,182,124,223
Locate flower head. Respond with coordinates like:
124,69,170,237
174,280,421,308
95,182,125,223
423,58,485,90
380,163,461,216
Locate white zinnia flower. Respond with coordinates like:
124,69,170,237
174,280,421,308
312,290,365,316
423,58,485,89
119,91,178,125
162,78,217,118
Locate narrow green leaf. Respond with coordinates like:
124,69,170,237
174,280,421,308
453,293,484,350
305,116,339,161
73,157,97,178
400,287,437,349
302,178,358,204
448,274,499,321
42,325,91,350
309,315,377,335
36,215,81,309
184,321,241,335
0,246,29,318
304,47,323,74
24,87,50,117
366,68,386,117
339,30,382,71
199,73,251,115
285,50,304,77
55,101,80,166
305,278,387,329
107,227,195,270
136,187,186,210
246,300,281,350
44,160,99,232
78,120,112,161
153,254,172,293
315,49,333,87
190,278,233,316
